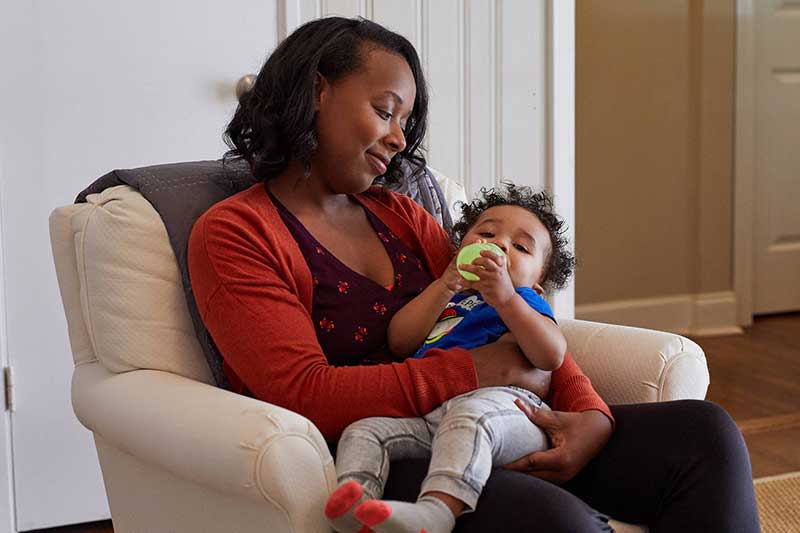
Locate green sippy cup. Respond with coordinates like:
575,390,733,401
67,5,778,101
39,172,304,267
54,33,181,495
457,242,506,281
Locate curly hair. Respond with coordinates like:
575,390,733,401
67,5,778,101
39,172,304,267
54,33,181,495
450,183,576,294
223,17,428,186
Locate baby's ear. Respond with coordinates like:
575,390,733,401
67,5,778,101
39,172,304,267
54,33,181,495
533,282,544,296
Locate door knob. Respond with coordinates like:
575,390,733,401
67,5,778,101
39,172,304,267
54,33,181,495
235,74,257,101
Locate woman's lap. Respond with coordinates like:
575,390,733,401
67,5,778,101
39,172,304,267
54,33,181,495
384,458,612,532
383,400,759,533
567,400,759,532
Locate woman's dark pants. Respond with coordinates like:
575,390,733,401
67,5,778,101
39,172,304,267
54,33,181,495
382,400,760,532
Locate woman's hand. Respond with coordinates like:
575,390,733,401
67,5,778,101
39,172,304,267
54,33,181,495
503,400,613,484
458,250,515,308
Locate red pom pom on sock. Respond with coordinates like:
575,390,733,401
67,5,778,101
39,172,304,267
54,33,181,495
325,481,364,519
354,500,392,527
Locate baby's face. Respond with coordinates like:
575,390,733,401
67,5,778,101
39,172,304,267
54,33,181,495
460,205,552,294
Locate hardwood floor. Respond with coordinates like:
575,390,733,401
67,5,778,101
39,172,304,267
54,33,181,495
699,312,800,479
31,313,800,533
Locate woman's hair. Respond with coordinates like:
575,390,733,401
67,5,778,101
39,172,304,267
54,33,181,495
223,17,428,186
450,183,576,294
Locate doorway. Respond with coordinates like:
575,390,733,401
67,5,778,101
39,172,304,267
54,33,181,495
734,0,800,325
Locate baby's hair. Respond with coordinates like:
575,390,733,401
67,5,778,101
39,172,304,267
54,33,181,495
450,183,576,294
223,17,428,186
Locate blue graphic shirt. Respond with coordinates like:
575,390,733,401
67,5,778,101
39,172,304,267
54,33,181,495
413,287,556,359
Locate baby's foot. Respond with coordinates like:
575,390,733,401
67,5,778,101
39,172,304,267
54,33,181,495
354,496,455,533
325,480,373,533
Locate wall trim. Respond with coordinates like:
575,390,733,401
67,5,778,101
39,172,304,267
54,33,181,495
0,158,18,533
576,291,743,337
734,0,755,326
277,0,301,41
547,0,575,320
0,10,21,520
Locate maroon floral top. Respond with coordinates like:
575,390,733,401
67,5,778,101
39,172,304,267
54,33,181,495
269,191,434,366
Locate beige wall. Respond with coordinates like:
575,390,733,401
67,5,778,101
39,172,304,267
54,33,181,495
575,0,735,305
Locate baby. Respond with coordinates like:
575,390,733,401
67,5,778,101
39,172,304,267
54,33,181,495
325,183,575,533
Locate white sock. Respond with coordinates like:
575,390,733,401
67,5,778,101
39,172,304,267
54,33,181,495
325,480,372,533
354,495,456,533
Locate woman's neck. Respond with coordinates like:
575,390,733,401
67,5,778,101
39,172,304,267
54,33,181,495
269,160,354,217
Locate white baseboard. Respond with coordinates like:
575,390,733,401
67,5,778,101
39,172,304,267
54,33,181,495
575,291,744,337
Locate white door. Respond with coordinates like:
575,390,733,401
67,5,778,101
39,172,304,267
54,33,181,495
753,0,800,314
0,1,277,530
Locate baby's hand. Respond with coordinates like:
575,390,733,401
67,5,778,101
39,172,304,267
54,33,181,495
459,249,516,308
439,255,466,294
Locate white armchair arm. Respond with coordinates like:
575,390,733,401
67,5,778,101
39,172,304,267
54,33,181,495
560,319,709,405
72,362,336,531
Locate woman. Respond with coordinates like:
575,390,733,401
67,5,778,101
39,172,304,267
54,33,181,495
188,17,759,532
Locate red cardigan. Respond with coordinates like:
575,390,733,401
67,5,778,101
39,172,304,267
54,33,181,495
188,183,613,440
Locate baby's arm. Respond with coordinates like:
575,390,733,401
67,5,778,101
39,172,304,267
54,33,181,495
495,298,566,371
496,332,552,398
388,278,456,356
388,256,464,357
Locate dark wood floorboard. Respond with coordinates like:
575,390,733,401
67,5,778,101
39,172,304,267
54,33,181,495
743,426,800,478
697,311,800,480
701,312,800,421
30,313,800,533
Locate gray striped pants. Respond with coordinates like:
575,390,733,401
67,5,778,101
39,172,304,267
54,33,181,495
335,386,550,512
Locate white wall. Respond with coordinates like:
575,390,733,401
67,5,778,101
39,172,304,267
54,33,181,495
0,2,278,529
0,1,37,529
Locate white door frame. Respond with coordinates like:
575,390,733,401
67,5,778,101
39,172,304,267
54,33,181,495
0,163,17,533
734,0,755,327
546,0,575,319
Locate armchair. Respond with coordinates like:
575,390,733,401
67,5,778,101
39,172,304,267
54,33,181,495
49,168,709,533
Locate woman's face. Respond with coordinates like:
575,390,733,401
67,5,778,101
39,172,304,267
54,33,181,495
312,47,416,194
